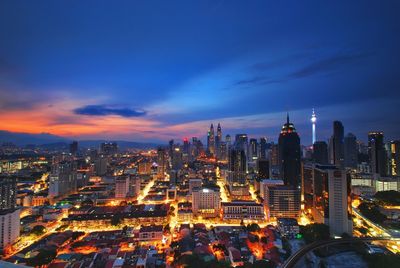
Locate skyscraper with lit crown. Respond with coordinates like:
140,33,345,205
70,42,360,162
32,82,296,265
311,109,317,145
207,123,215,156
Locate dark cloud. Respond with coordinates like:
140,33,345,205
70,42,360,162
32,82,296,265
289,52,375,79
74,105,146,117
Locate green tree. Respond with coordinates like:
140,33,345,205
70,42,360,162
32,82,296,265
300,223,330,244
247,223,261,232
31,225,46,236
110,214,122,226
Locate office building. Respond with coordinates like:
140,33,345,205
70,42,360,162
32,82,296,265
157,148,167,178
344,133,358,169
368,132,387,176
207,124,215,156
100,142,118,155
259,137,267,159
222,201,265,222
309,164,352,236
388,140,400,176
192,187,220,218
69,141,78,156
265,185,301,219
313,141,328,164
249,138,258,161
278,114,301,188
48,160,77,198
115,176,129,199
189,178,202,195
0,177,16,210
257,159,270,179
330,121,344,167
0,209,20,249
215,123,222,158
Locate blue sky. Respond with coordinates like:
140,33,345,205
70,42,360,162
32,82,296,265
0,0,399,144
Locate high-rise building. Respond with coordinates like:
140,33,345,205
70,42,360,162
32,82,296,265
306,164,352,236
257,159,270,179
171,146,183,170
311,109,317,145
207,124,215,156
330,121,344,167
95,157,108,176
192,187,220,218
48,160,77,198
368,131,386,176
0,209,20,249
0,177,16,210
249,138,258,161
100,142,118,155
278,114,301,188
189,178,202,195
235,134,249,160
215,123,222,158
388,140,400,176
344,133,358,169
69,141,78,156
313,141,328,164
265,185,301,219
259,137,267,159
157,148,167,178
228,148,247,185
115,176,129,199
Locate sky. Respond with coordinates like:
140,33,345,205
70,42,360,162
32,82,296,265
0,0,400,145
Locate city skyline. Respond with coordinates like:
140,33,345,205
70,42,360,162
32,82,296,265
1,1,400,143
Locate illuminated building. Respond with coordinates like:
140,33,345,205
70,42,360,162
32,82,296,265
310,164,352,236
48,160,77,198
192,187,220,218
222,201,265,222
249,138,258,161
278,113,301,188
157,148,167,178
138,161,152,175
311,109,317,145
344,133,358,169
235,134,249,160
171,146,183,170
0,177,16,210
69,141,78,156
207,123,215,156
215,123,222,158
259,137,267,159
100,142,118,155
329,121,344,167
130,175,141,197
368,131,387,176
259,179,284,199
266,185,301,219
277,218,300,239
95,157,108,176
0,208,20,249
228,147,250,199
219,141,228,161
313,141,328,164
388,140,400,175
256,159,269,179
115,176,129,199
138,225,163,241
375,176,400,192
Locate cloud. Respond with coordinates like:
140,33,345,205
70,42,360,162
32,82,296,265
74,105,146,117
289,51,374,79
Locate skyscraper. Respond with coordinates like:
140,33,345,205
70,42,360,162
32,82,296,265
368,131,386,176
311,109,317,145
249,138,258,161
313,141,328,165
228,147,247,185
69,141,78,156
259,137,267,159
330,121,344,167
0,177,16,210
215,123,222,158
207,124,215,156
344,133,358,169
278,114,301,188
388,140,400,176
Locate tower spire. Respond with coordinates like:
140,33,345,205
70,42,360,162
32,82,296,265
286,112,289,125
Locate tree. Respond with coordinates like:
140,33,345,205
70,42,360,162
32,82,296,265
111,214,122,226
26,248,57,266
358,202,387,224
374,191,400,206
300,223,330,244
247,223,261,232
31,225,46,236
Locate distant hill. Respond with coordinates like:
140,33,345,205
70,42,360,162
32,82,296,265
0,130,67,146
0,130,161,150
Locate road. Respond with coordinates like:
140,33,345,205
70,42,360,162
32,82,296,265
281,237,400,268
